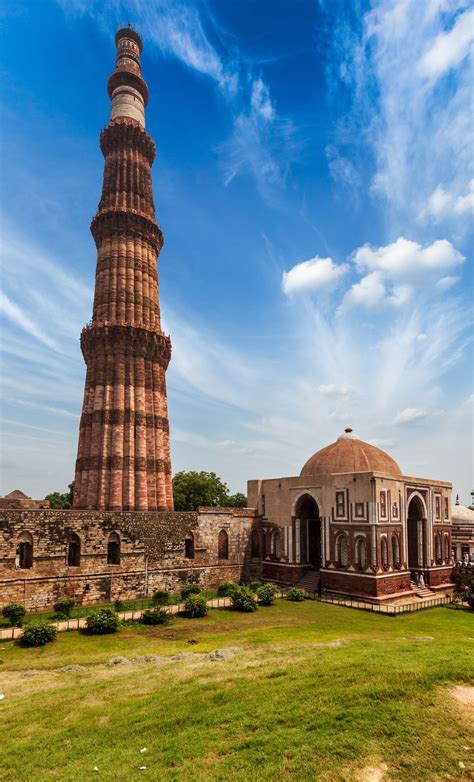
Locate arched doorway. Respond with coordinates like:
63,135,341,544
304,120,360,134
407,495,426,571
296,495,321,568
17,532,33,569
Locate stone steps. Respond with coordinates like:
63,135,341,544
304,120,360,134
296,570,320,594
410,582,434,599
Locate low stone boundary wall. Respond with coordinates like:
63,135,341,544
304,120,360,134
0,596,232,641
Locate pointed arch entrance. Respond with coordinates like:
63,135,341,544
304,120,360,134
295,494,321,568
407,494,426,571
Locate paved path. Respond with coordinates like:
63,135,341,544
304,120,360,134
0,597,233,641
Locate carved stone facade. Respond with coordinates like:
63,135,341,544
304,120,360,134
248,428,454,601
73,26,173,512
0,508,261,611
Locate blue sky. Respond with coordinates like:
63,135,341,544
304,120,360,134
0,0,472,502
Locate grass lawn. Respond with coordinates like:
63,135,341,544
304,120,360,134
0,600,472,781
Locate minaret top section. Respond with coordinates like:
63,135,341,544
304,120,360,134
108,25,149,128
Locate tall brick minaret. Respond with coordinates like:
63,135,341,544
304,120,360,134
73,25,173,511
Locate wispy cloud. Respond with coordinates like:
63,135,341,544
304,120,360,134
57,0,299,198
393,407,427,426
326,0,474,234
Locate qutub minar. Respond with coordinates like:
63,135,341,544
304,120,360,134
74,26,173,512
0,26,457,611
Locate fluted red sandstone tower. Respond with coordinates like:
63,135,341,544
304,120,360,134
73,26,173,511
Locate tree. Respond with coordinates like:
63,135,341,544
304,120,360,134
173,471,229,511
226,492,247,508
46,482,74,509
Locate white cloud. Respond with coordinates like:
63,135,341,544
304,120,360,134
436,275,459,290
393,407,428,425
424,184,453,219
319,384,351,398
418,7,474,79
325,144,360,189
354,237,465,280
250,78,275,121
338,270,385,313
421,179,474,221
1,292,58,351
282,256,348,295
454,179,474,214
331,2,474,234
57,0,295,196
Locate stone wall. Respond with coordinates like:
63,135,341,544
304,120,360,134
0,507,261,610
320,569,411,599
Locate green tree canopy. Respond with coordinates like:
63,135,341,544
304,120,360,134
172,471,247,511
45,482,74,509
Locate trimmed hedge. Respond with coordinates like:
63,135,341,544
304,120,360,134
21,621,57,647
86,607,120,635
53,598,75,619
231,586,258,613
2,603,26,627
184,594,208,618
217,581,238,597
286,587,306,602
256,583,279,606
181,583,202,599
248,581,263,593
140,608,172,625
151,589,170,606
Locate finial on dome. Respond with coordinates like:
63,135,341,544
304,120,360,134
455,494,460,505
338,427,357,441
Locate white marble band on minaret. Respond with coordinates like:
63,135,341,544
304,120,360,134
108,25,148,128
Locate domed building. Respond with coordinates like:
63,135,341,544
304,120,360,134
451,494,474,563
247,428,453,601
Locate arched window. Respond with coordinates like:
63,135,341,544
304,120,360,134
336,535,348,567
444,535,450,562
184,533,194,559
262,530,267,559
67,533,81,567
251,528,260,558
391,535,400,567
271,529,281,559
435,533,442,563
355,537,366,570
218,529,229,560
17,532,33,569
381,537,388,568
107,532,121,565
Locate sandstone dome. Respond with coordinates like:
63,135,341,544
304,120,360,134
300,428,402,477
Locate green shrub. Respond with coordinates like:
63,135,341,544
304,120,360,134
256,583,279,606
85,607,120,635
151,589,170,606
53,597,75,619
181,583,201,599
217,580,238,597
140,607,172,625
114,599,125,612
286,587,306,602
231,586,258,612
184,593,208,618
248,580,263,593
2,603,27,627
21,621,57,647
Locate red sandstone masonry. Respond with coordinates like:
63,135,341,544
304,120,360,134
73,33,173,512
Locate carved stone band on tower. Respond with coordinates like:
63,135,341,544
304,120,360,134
73,25,174,512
